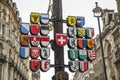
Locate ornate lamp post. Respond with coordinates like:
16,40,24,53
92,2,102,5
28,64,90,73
92,2,108,80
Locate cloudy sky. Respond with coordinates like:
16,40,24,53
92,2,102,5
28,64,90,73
13,0,117,80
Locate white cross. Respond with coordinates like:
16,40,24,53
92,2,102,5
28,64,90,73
58,36,66,44
33,49,38,54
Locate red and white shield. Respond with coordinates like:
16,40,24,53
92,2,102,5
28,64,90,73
31,36,40,47
30,24,40,35
41,59,50,72
79,61,88,72
56,34,67,46
30,47,40,59
88,50,96,61
40,36,50,47
30,59,40,72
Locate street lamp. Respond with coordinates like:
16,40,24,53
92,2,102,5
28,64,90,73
92,2,108,80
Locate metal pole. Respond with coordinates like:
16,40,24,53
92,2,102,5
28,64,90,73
53,0,64,74
97,17,108,80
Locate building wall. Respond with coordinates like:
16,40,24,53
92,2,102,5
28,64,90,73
0,0,30,80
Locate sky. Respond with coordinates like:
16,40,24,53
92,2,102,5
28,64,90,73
13,0,117,80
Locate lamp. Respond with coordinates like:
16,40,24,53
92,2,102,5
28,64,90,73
92,2,108,80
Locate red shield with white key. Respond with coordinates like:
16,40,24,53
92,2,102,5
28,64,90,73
56,34,67,46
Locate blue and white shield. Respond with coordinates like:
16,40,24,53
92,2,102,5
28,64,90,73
20,23,30,35
40,13,49,24
20,47,29,59
76,16,85,27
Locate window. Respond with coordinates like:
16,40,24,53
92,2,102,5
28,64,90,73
0,23,1,34
9,30,10,38
0,64,2,80
108,14,112,24
2,24,4,35
0,43,3,54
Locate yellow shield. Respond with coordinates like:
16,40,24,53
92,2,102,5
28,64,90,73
67,16,76,27
30,13,40,24
87,39,95,49
77,28,85,38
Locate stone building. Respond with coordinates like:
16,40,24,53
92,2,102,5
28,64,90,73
0,0,29,80
91,9,117,80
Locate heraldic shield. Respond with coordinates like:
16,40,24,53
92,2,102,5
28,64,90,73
40,25,50,36
41,59,50,72
79,50,87,60
67,27,77,37
69,60,79,72
68,49,78,60
30,36,40,47
88,50,96,61
40,36,50,47
41,48,50,59
67,16,76,27
30,59,40,72
79,61,88,72
20,23,30,35
20,47,29,59
20,35,30,46
30,47,40,59
76,16,85,27
30,24,40,35
68,38,77,48
56,34,67,46
40,13,49,24
30,13,40,24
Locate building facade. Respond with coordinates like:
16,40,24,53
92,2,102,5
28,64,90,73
0,0,30,80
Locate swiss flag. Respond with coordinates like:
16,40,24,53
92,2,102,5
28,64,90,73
30,24,40,35
56,34,67,46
